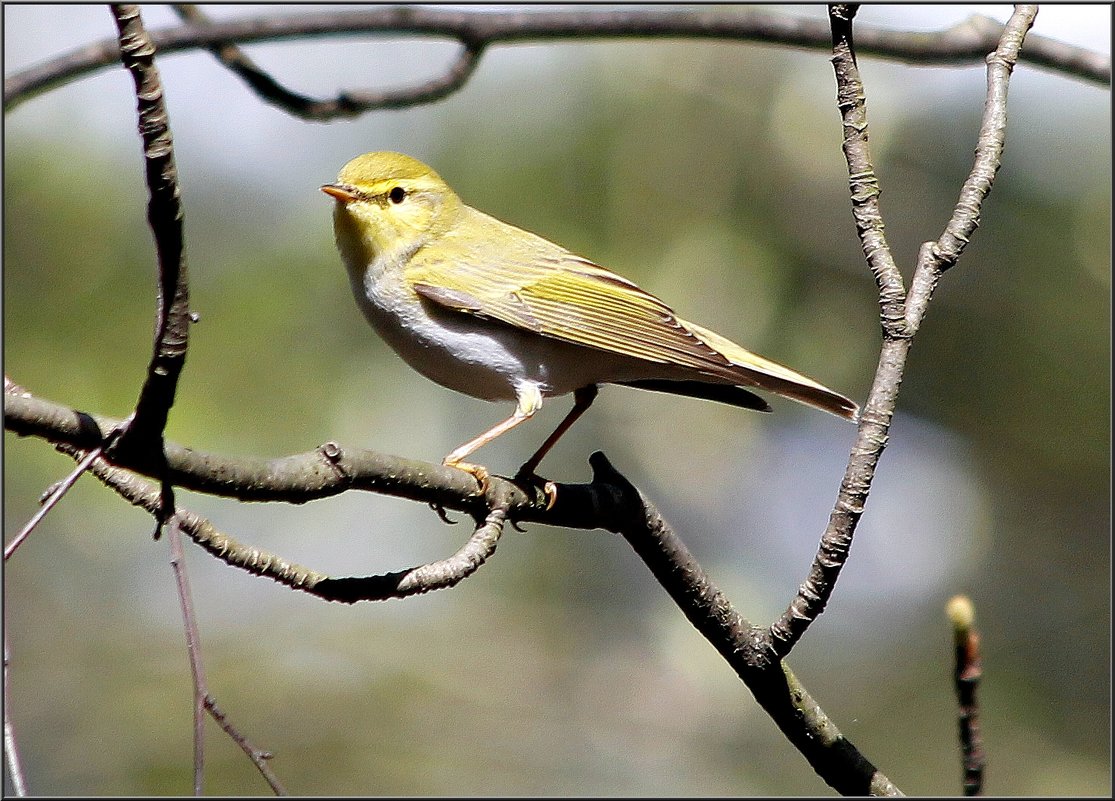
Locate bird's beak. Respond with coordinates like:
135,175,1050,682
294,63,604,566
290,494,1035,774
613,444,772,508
321,183,359,203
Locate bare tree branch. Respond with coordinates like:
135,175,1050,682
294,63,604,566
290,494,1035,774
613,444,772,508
28,400,902,793
591,453,900,796
172,3,485,120
45,432,513,604
167,513,208,795
3,386,522,516
202,694,285,796
767,4,1038,659
107,4,192,531
3,444,101,561
1,3,1064,794
165,515,288,795
3,636,27,797
4,6,1107,111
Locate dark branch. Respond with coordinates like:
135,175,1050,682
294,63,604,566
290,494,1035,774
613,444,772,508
3,386,548,518
36,413,904,793
592,453,900,796
313,489,511,602
171,4,484,120
947,595,984,796
108,5,192,528
5,7,1107,110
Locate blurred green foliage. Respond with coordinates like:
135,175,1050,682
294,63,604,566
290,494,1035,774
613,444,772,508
3,6,1110,796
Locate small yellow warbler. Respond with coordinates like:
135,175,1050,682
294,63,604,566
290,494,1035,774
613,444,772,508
323,152,857,497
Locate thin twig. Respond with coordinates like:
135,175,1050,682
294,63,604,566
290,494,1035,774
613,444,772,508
166,514,206,794
3,376,107,562
906,1,1037,339
202,694,285,796
166,514,288,795
5,7,1107,110
3,635,28,797
311,490,511,602
947,595,984,795
49,439,509,604
3,447,101,561
940,4,1038,260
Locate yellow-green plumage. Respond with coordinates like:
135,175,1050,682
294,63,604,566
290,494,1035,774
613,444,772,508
323,152,857,487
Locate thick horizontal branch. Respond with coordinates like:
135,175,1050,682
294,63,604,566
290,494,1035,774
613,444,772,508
11,388,901,793
5,7,1108,109
2,386,613,529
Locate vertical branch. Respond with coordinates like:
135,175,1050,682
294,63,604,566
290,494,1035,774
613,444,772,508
933,5,1037,271
166,516,206,794
767,3,908,658
828,3,906,335
3,635,28,797
768,3,1038,660
166,515,288,795
907,4,1038,334
947,595,984,795
108,4,192,525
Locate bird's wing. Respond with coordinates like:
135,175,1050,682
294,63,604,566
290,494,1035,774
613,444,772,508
406,210,858,419
409,245,742,381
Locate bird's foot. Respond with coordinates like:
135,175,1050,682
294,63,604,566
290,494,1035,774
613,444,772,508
445,458,490,495
513,467,558,511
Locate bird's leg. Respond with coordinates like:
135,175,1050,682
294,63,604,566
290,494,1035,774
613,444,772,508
443,384,543,494
515,384,599,509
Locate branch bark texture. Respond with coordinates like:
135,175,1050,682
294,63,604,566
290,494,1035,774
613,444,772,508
767,4,1038,659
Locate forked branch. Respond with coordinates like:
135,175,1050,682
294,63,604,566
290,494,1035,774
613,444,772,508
767,4,1038,659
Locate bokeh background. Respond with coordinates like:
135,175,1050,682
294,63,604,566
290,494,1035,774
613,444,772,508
3,4,1110,795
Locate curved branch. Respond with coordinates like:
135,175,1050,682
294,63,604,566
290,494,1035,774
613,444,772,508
56,438,510,604
5,7,1107,110
172,4,484,120
110,5,191,442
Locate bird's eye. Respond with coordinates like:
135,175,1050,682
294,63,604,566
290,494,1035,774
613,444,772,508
388,186,407,204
